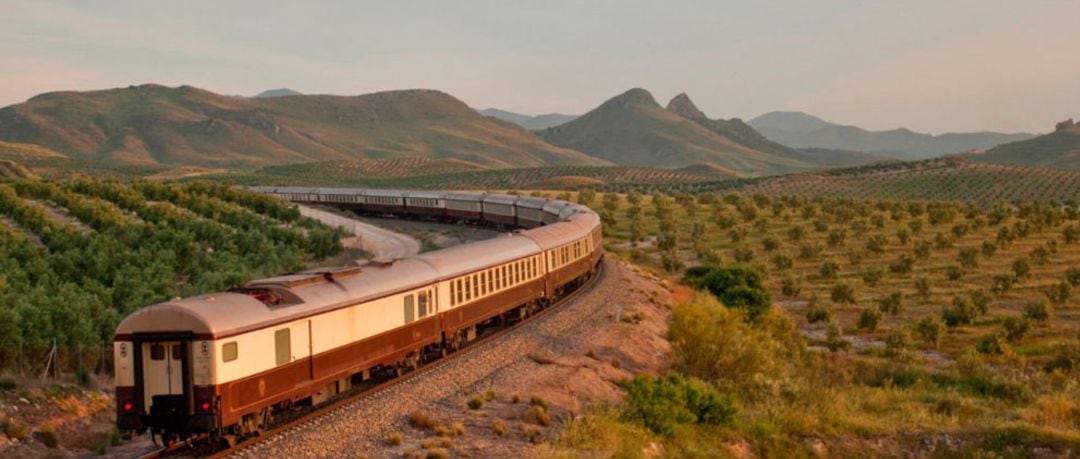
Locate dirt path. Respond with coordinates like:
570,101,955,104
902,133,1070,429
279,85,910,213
297,204,421,259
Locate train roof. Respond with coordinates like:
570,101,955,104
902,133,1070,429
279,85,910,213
414,234,539,278
444,192,485,202
120,189,600,339
116,259,440,338
514,197,548,209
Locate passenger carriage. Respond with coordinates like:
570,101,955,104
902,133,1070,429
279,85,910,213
513,197,548,228
481,194,518,226
360,189,406,214
541,200,572,225
115,189,602,442
404,191,447,217
445,193,484,220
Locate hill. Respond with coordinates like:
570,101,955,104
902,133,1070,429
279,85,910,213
478,108,578,130
253,88,303,98
968,119,1080,168
666,93,884,168
537,88,811,175
0,84,606,169
748,110,1035,160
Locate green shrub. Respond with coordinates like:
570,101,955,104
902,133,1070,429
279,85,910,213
683,265,772,320
819,261,839,279
831,284,856,304
825,322,851,352
623,374,735,436
857,308,881,332
1044,344,1078,373
884,330,908,358
669,293,802,390
1044,281,1072,305
1023,300,1052,321
976,334,1008,355
915,316,945,348
805,305,832,324
466,397,484,410
877,291,904,315
1001,316,1031,343
781,275,802,297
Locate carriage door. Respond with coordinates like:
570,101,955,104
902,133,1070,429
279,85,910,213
142,341,186,415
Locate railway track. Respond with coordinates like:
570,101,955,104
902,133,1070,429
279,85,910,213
145,258,606,458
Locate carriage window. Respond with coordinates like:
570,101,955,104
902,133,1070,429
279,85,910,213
479,271,487,296
275,328,291,366
171,344,182,360
404,295,415,323
222,342,238,362
456,279,463,304
150,344,165,361
464,277,472,301
418,292,428,317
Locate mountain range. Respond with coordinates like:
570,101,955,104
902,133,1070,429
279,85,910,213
747,111,1035,160
0,84,605,169
537,89,882,175
478,108,578,130
0,83,1069,176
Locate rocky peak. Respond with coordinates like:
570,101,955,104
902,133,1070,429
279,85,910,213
1056,118,1076,132
666,93,707,120
607,88,658,108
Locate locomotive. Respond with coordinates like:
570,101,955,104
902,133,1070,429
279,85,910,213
113,188,602,442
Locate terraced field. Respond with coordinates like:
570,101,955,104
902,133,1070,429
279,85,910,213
0,179,343,374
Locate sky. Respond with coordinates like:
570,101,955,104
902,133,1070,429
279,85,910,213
1,0,1078,134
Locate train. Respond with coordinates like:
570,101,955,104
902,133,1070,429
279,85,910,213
113,188,603,443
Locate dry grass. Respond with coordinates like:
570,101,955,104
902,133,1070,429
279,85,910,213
408,411,435,430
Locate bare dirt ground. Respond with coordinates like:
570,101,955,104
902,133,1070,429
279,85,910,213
351,216,504,252
0,374,125,458
297,205,422,259
240,257,672,458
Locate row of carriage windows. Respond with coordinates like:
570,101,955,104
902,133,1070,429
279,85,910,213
449,255,543,307
216,232,600,365
548,236,593,270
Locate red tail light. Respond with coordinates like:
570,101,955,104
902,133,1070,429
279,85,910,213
123,402,133,412
201,402,211,411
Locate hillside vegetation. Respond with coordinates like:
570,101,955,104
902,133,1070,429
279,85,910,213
0,179,342,374
540,190,1080,456
970,119,1080,169
735,158,1080,205
0,84,604,169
